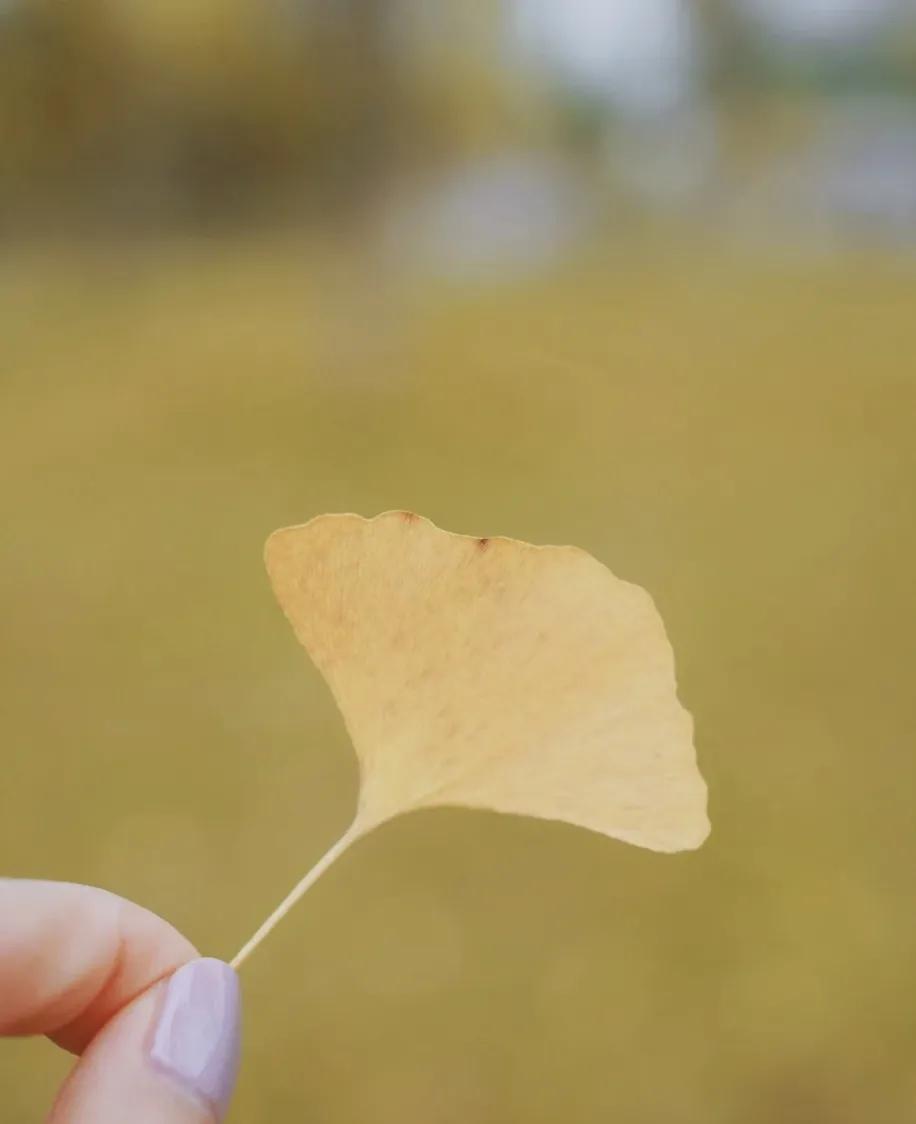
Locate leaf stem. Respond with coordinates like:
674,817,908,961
230,823,361,970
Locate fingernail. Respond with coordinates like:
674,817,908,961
149,958,241,1119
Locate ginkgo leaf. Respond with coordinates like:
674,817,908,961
231,511,708,968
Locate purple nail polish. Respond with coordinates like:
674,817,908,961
150,958,241,1118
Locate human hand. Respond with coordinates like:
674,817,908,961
1,879,241,1122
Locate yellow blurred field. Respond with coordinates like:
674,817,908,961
2,236,915,1122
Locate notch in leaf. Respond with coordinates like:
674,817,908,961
231,511,709,968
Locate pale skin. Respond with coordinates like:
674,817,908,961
0,879,236,1123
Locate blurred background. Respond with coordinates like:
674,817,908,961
2,1,916,1120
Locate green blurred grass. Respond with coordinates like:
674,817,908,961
2,237,915,1122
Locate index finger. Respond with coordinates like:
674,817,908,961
0,879,195,1053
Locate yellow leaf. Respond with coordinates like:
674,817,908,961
231,511,708,968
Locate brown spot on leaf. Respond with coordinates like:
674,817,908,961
477,537,490,550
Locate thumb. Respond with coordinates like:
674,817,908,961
50,958,241,1124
